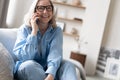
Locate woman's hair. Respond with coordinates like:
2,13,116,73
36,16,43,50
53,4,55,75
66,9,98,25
24,0,57,28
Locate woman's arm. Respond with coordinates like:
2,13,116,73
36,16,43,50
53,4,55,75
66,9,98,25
45,27,63,78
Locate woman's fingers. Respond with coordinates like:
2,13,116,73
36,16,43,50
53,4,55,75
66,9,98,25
31,13,38,22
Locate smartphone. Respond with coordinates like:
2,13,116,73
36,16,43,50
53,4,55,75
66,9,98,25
36,18,39,25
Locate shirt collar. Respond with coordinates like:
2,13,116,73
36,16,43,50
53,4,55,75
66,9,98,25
27,24,54,34
47,24,54,33
37,24,54,34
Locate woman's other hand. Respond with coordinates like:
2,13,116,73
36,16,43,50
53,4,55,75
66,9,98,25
45,74,54,80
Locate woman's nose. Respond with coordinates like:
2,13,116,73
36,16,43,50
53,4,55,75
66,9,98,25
43,8,47,13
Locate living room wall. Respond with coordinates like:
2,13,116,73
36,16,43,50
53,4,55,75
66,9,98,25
80,0,111,75
102,0,120,50
96,0,120,76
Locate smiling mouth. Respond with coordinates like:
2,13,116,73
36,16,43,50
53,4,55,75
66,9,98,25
42,14,49,18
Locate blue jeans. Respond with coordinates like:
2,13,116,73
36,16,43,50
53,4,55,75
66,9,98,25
16,60,77,80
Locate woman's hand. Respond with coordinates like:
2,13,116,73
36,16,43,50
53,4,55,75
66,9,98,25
30,13,40,35
45,74,54,80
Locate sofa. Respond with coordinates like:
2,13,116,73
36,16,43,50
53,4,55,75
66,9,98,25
0,28,86,80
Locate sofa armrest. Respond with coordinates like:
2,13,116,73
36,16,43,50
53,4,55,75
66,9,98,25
0,28,18,61
66,59,86,80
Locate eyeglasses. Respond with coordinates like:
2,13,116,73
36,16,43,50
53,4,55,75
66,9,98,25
36,5,53,12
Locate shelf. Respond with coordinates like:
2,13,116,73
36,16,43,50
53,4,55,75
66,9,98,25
63,32,79,37
53,1,85,38
53,1,86,9
57,17,83,23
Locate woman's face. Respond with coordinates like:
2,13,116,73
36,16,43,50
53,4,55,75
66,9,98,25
35,0,53,24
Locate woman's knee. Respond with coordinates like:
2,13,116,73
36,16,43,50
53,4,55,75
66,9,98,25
56,60,77,80
61,60,75,68
18,60,43,71
58,60,76,73
17,60,45,80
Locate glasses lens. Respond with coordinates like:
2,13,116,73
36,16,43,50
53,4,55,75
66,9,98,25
36,5,52,12
46,5,52,11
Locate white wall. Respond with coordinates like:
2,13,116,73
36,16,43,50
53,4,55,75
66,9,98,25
80,0,111,75
102,0,120,50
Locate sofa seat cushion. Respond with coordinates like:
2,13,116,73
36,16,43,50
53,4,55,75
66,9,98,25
0,43,14,80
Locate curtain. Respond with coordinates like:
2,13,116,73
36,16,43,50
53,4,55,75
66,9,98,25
6,0,33,28
0,0,9,28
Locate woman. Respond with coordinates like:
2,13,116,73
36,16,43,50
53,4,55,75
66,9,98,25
13,0,77,80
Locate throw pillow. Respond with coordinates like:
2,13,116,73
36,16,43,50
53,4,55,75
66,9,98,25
0,42,14,80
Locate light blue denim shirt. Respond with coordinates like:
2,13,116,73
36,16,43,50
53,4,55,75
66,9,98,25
13,24,63,77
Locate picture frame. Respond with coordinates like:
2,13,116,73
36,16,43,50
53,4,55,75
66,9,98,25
56,21,65,32
104,58,120,80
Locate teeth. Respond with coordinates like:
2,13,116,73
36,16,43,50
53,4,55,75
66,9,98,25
43,15,49,17
43,16,48,18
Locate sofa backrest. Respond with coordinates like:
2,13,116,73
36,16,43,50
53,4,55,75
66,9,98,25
0,28,18,61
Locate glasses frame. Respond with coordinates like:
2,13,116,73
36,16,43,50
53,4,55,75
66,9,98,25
36,5,53,12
